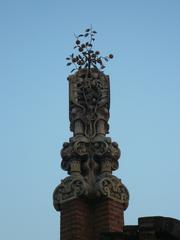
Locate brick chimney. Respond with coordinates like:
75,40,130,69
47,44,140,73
53,67,129,240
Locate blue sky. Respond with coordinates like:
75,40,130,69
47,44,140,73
0,0,180,239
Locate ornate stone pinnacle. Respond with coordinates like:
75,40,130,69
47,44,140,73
53,68,129,209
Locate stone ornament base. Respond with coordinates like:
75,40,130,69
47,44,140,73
95,173,129,210
53,173,129,211
53,175,88,211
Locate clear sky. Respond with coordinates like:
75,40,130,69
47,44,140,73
0,0,180,239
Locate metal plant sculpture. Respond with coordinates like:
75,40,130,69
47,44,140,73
66,27,113,72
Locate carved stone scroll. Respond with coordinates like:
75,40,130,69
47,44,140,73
53,175,89,211
95,173,129,210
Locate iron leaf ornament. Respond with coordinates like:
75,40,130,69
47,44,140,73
66,27,113,72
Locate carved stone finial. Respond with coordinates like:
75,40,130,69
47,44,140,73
53,29,129,209
53,68,129,209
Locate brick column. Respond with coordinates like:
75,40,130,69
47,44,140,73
59,197,126,240
93,198,124,239
60,199,93,240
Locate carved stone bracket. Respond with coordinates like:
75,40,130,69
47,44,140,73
95,173,129,210
53,173,129,210
53,175,89,211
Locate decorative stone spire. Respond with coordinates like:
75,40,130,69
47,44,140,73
53,28,129,240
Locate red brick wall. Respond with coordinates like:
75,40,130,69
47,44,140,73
60,199,93,240
60,198,124,240
93,198,124,239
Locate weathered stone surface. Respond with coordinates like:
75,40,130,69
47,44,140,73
95,173,129,210
53,175,88,211
68,69,110,138
61,137,120,176
53,68,129,208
